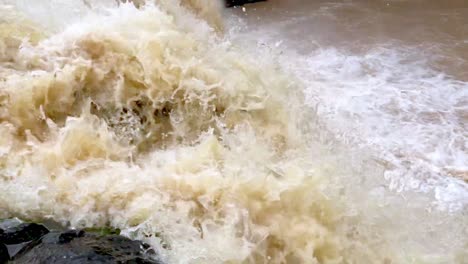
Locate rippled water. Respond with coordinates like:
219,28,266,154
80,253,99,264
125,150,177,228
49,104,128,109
0,0,466,263
226,0,468,203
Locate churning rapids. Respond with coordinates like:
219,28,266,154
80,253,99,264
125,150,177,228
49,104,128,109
0,0,466,263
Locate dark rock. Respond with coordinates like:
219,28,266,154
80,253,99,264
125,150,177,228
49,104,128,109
225,0,267,7
0,218,23,230
6,241,32,260
11,230,161,264
0,223,49,245
0,221,50,260
0,219,161,264
58,230,85,244
0,243,9,263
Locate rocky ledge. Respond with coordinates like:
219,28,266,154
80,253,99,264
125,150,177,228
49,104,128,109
225,0,267,8
0,220,161,264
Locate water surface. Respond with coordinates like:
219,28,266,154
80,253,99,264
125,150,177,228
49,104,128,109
0,0,466,263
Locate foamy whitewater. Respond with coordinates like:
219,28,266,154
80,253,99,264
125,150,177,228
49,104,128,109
0,0,466,263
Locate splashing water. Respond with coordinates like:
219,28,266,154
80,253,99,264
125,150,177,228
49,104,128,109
0,0,466,263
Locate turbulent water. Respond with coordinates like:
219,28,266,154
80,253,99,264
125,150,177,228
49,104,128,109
0,0,466,263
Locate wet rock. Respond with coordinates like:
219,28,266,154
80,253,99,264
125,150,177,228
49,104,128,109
11,230,161,264
0,221,50,261
0,223,49,245
57,229,85,244
225,0,267,7
0,220,160,263
0,243,9,263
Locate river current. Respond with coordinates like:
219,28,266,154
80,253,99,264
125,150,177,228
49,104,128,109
0,0,466,263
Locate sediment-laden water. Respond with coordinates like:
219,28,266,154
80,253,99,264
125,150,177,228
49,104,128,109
0,0,466,263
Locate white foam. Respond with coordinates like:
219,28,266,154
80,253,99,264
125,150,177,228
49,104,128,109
227,13,468,210
296,47,467,204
